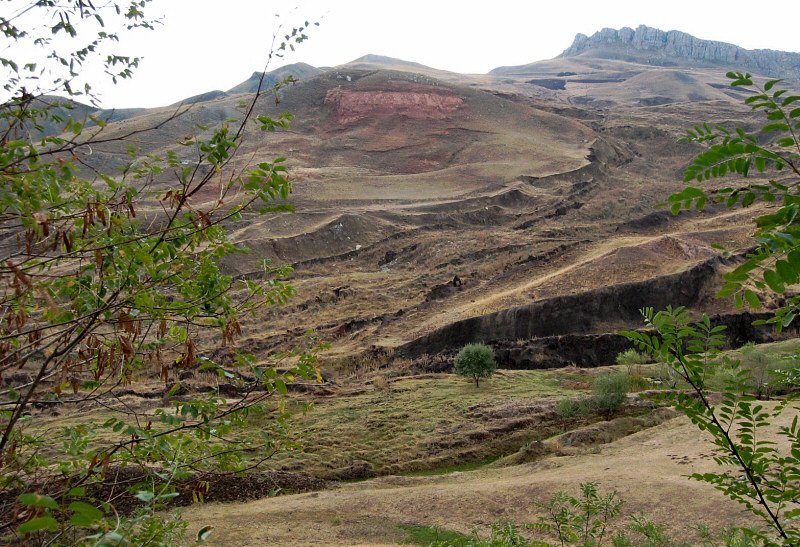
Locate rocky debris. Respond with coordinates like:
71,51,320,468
379,250,398,266
560,25,800,79
424,276,467,302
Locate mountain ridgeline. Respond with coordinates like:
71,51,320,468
558,25,800,80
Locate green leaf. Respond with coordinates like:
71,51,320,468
197,525,214,542
135,490,155,503
18,516,59,535
68,501,103,521
69,513,96,528
764,269,785,294
99,531,124,544
762,123,790,133
744,290,761,309
18,493,59,510
775,260,796,284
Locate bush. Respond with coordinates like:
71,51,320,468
627,373,651,392
0,3,319,543
592,372,630,420
453,343,497,388
555,397,592,420
616,349,648,367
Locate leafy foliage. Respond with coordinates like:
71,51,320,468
431,483,761,546
430,519,535,547
669,72,800,331
0,2,320,544
454,343,497,388
531,482,624,546
624,72,800,545
621,307,800,544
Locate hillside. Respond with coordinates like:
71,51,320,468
56,29,800,368
7,22,800,546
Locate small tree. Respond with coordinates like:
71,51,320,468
453,343,496,388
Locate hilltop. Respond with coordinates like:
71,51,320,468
491,24,800,80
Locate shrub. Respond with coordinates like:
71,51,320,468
592,372,630,420
740,342,776,400
616,348,648,369
627,373,651,392
453,343,497,388
555,397,592,420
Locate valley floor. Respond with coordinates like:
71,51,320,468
184,410,759,546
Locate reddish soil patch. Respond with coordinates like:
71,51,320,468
324,84,464,124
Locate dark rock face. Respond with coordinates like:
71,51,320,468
399,258,720,359
560,25,800,79
400,253,793,369
489,312,781,369
527,78,567,90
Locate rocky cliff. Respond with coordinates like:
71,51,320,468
560,25,800,80
399,258,720,359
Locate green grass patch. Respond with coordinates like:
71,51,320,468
258,369,577,478
398,524,469,545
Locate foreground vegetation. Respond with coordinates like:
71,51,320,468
1,2,318,544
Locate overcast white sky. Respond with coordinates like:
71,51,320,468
6,1,800,108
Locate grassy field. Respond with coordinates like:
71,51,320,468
261,368,595,479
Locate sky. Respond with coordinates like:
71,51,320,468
4,0,800,108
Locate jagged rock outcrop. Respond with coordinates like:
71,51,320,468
560,25,800,79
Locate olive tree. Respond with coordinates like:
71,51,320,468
453,343,497,388
0,2,318,544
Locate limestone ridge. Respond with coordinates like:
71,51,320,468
560,25,800,79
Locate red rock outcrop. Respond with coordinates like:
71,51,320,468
324,84,463,124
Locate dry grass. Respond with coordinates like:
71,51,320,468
183,410,775,546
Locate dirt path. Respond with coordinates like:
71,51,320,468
184,414,758,546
